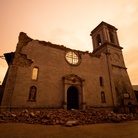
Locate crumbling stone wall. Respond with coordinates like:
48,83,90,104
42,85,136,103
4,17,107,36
1,22,137,112
1,33,33,107
1,32,114,109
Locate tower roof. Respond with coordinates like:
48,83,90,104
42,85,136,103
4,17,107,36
90,21,118,36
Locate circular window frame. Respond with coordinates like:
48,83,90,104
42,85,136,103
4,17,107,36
65,51,81,66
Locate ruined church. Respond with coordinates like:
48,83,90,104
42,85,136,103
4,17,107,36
1,22,137,112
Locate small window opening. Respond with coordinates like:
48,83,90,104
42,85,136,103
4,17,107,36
101,91,106,103
28,86,37,101
109,31,114,43
32,67,38,80
99,77,104,86
96,34,102,46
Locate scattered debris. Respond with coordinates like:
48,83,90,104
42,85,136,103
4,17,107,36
0,108,137,126
65,120,78,127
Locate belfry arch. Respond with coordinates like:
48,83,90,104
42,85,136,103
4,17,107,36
62,74,85,110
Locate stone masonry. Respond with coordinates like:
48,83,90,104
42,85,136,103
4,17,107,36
1,22,137,113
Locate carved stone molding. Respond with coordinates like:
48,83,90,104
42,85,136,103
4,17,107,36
62,74,85,83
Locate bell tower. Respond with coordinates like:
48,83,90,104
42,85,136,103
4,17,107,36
90,22,137,110
90,21,126,69
90,21,120,55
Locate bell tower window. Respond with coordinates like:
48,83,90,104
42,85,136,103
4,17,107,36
96,34,102,46
109,31,115,43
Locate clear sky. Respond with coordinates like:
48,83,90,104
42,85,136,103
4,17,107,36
0,0,138,85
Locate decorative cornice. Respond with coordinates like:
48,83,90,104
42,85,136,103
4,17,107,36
112,64,127,69
62,74,85,82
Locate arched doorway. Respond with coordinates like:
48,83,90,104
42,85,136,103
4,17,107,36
67,86,79,110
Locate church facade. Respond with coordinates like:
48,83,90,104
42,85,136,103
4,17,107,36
1,22,137,112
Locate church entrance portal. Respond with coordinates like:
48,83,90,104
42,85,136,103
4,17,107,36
67,86,79,110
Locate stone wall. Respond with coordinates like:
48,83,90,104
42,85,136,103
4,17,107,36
1,33,114,109
1,21,137,111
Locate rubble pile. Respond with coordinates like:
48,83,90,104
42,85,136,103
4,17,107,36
0,108,137,126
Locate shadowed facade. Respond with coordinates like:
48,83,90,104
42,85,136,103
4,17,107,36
1,22,137,112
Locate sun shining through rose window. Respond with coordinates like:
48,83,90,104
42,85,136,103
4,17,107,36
65,51,80,65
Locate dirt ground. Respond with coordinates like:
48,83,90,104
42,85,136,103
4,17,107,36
0,121,138,138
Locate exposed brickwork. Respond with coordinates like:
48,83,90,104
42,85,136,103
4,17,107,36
13,53,33,67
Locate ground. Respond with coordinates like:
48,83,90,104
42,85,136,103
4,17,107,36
0,121,138,138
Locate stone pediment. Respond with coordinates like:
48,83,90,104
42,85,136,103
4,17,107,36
62,74,85,83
